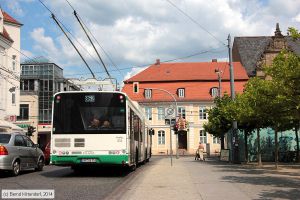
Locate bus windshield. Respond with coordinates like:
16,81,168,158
53,92,126,134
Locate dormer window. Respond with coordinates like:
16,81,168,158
178,88,185,98
133,82,139,93
144,89,152,99
210,87,219,98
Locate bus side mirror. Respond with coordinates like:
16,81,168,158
149,128,155,135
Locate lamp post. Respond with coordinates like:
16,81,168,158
144,88,178,166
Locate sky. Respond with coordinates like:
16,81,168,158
1,0,300,87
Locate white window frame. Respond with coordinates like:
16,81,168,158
157,107,165,120
211,87,219,98
200,130,207,144
199,106,207,120
178,88,185,98
158,130,165,145
145,107,152,120
213,136,220,144
178,107,186,119
144,89,152,99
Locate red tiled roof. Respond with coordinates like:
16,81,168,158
0,27,13,42
124,62,248,83
122,81,247,102
3,11,22,26
122,61,249,102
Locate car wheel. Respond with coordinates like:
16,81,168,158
35,157,44,171
12,160,20,176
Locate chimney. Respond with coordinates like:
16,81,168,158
212,59,217,62
155,59,160,65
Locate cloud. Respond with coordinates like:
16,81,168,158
20,49,35,62
119,66,147,89
293,13,300,23
6,0,34,17
15,0,300,83
6,1,24,16
30,28,58,54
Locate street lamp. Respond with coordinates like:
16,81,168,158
144,88,178,166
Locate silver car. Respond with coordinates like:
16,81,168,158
0,132,45,176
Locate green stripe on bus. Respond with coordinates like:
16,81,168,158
51,155,129,165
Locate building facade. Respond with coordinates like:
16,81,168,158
0,9,22,128
15,60,79,147
122,60,249,155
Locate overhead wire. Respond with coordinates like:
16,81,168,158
39,0,95,78
66,1,125,77
8,1,228,82
165,0,227,46
38,0,107,79
65,0,113,83
64,46,227,77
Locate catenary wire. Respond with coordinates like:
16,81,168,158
165,0,226,46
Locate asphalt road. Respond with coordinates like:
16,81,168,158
0,157,161,200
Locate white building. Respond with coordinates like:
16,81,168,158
0,9,22,130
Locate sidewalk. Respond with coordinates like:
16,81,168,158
106,156,300,200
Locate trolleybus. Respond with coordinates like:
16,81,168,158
50,91,153,171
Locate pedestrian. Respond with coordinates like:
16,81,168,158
197,142,205,161
194,149,200,160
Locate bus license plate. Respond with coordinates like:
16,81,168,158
81,158,97,163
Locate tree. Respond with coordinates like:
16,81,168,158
231,94,256,163
203,95,233,150
265,48,300,163
238,77,271,166
258,77,292,168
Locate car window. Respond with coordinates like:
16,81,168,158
0,134,11,144
22,136,34,147
15,135,26,146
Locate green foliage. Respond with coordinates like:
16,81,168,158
203,95,233,138
288,27,300,41
265,50,300,121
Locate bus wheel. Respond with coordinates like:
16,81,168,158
130,164,136,171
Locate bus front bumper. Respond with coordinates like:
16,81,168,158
51,155,129,166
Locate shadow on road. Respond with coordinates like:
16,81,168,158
199,159,300,200
0,169,36,178
255,188,300,200
40,166,131,178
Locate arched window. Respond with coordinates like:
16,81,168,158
158,130,165,145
